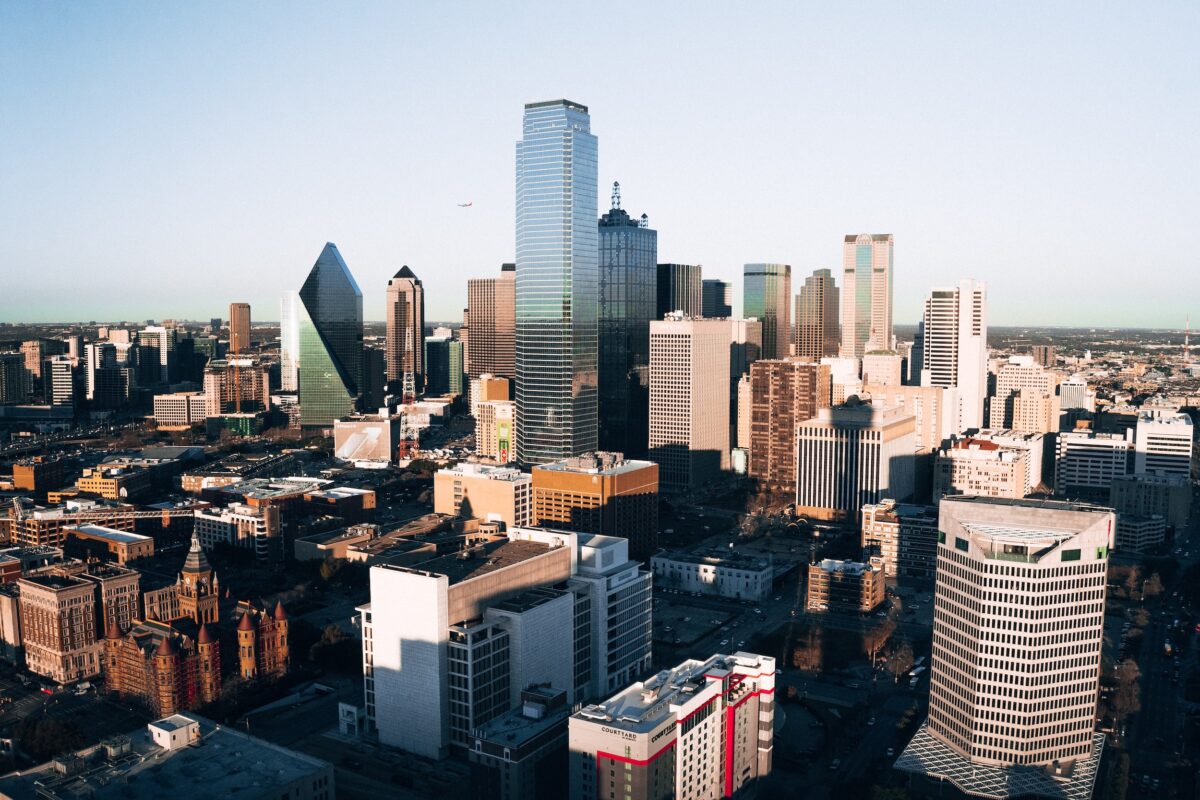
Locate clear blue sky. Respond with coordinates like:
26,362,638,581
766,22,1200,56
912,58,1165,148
2,2,1196,328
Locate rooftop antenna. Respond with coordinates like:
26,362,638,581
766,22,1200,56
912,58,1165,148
611,181,621,211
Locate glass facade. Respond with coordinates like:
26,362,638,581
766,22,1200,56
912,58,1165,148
515,99,598,463
298,242,363,427
701,279,732,318
742,263,791,359
656,263,702,318
840,233,893,358
598,185,657,457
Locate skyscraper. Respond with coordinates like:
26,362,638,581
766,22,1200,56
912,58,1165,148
701,278,732,318
138,325,178,385
748,359,830,492
279,291,300,392
656,263,701,318
385,266,425,395
229,303,251,353
896,497,1111,800
743,263,791,359
515,99,598,463
467,263,516,381
597,181,656,457
913,279,988,433
839,233,893,358
297,243,363,428
795,268,840,359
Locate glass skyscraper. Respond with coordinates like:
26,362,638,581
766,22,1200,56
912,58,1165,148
298,242,363,428
598,181,657,458
743,263,791,360
515,99,598,463
839,233,893,358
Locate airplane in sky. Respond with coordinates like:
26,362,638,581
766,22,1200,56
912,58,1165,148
457,201,473,208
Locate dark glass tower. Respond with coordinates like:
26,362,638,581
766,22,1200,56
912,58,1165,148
701,279,732,318
515,99,598,463
597,181,657,457
298,242,363,428
656,263,702,318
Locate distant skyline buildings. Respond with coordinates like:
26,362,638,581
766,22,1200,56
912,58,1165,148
794,267,840,359
297,242,363,428
466,263,516,382
743,263,791,360
914,278,988,432
840,233,893,358
514,99,598,464
385,265,425,394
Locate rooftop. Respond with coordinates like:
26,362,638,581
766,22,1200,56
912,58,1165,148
216,477,331,500
439,463,530,482
70,524,152,544
534,451,654,476
652,549,771,571
813,558,877,576
381,539,557,586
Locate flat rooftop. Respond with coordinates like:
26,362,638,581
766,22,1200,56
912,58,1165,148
653,549,771,571
386,539,557,586
491,586,569,614
71,524,152,544
814,558,875,575
535,452,653,476
440,463,529,482
0,714,331,800
217,477,331,499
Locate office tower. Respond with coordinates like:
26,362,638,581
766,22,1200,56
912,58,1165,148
795,401,916,521
531,451,659,560
47,355,74,408
861,351,903,386
470,373,511,416
736,374,752,449
476,399,516,462
229,303,251,353
987,355,1059,433
434,463,533,528
861,500,939,578
747,359,831,491
806,559,885,613
154,392,207,429
18,571,103,683
743,263,791,359
1030,344,1056,367
656,263,701,318
515,99,598,464
64,334,83,365
1057,377,1094,412
138,325,179,385
279,291,300,391
361,345,386,411
1109,472,1191,531
202,358,270,416
933,437,1031,503
467,263,517,382
386,266,425,394
569,652,776,800
1134,408,1193,477
297,243,363,428
597,182,657,457
0,354,29,404
648,315,731,491
729,318,763,378
896,497,1111,800
424,336,464,396
701,278,732,318
795,268,840,359
19,340,44,395
1054,428,1133,499
84,342,134,409
839,233,893,358
913,279,988,432
459,308,469,374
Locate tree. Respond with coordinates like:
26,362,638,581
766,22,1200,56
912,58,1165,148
1142,573,1164,600
1112,659,1142,732
1123,567,1142,600
16,717,84,762
1131,608,1150,628
864,618,896,668
888,642,915,684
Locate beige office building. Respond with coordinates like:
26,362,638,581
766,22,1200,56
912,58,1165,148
467,264,516,381
229,302,251,353
860,383,957,454
433,463,532,529
794,268,840,359
933,437,1030,503
987,356,1060,433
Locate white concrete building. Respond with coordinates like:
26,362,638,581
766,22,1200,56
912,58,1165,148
896,497,1112,800
933,438,1029,503
913,280,988,433
192,503,281,562
987,356,1059,433
650,550,773,601
860,383,958,454
1057,377,1095,412
1134,409,1193,478
569,652,775,800
1054,428,1132,498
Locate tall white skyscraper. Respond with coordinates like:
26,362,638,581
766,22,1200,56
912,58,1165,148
840,233,893,358
279,291,300,392
896,496,1112,800
914,279,988,433
648,314,731,491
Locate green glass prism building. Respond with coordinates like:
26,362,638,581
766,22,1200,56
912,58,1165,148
743,263,791,360
298,242,363,428
515,99,598,463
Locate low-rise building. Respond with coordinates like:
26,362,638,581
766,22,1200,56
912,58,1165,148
434,463,532,529
332,412,403,465
805,558,884,613
12,456,66,494
76,466,153,502
861,500,938,579
1115,514,1166,554
468,686,569,800
66,524,154,565
650,549,773,601
153,391,208,430
1109,472,1191,531
180,452,302,494
193,502,281,562
477,399,517,463
568,652,775,800
103,618,221,717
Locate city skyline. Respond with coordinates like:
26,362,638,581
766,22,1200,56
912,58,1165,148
3,4,1198,328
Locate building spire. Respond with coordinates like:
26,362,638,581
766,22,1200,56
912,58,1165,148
611,180,621,211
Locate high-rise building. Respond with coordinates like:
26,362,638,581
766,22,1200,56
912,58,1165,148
467,264,516,382
515,99,598,464
297,243,363,428
913,279,988,432
361,345,386,411
202,358,270,416
839,233,893,358
648,314,731,491
424,336,464,396
1030,344,1056,367
47,355,74,408
861,500,939,578
861,351,903,387
1109,472,1191,531
987,356,1059,433
743,263,791,359
1057,377,1094,412
0,354,28,405
19,340,44,396
701,278,732,318
795,268,840,359
656,263,701,318
597,183,656,458
1054,428,1133,499
747,359,830,491
434,463,532,529
896,497,1111,800
477,399,517,463
19,571,103,684
138,325,179,385
279,291,300,391
933,437,1031,503
386,266,425,394
1134,408,1193,477
794,401,916,521
229,303,251,353
531,452,659,560
568,652,775,800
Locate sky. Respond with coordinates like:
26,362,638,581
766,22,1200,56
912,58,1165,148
1,2,1197,328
